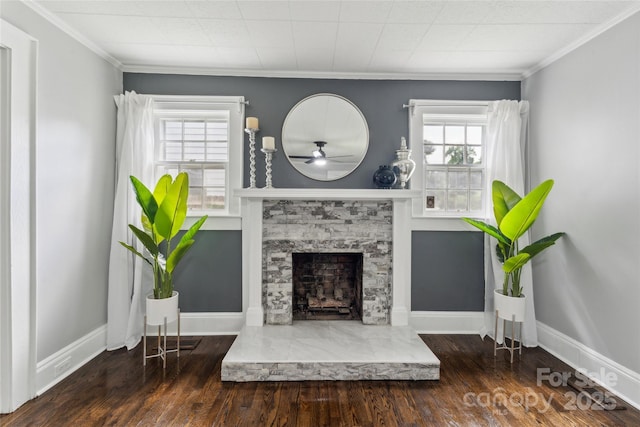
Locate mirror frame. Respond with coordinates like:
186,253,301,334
281,93,369,181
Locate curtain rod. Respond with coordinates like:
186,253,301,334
403,101,490,108
403,100,490,117
154,99,249,106
150,95,248,113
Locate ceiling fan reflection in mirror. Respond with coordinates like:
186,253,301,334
288,141,351,166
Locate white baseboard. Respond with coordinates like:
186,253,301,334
537,321,640,411
167,312,484,335
168,312,484,335
410,311,484,334
36,325,107,395
163,312,244,336
32,314,640,413
35,312,244,396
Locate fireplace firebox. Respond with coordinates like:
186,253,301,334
292,252,363,320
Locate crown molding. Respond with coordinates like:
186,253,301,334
20,0,122,69
522,5,640,79
122,64,522,81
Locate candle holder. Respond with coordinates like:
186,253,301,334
244,127,259,188
261,147,276,189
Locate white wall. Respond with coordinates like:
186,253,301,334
0,2,122,362
523,12,640,374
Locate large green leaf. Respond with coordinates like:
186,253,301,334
166,239,195,273
503,253,531,273
141,213,152,234
155,173,189,240
153,174,173,207
519,232,565,259
119,242,153,267
492,180,521,226
177,215,208,248
149,174,173,245
128,225,158,256
499,179,554,242
462,217,510,245
130,176,158,224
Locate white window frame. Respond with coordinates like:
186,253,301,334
409,99,489,221
151,95,244,228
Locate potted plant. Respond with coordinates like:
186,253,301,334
120,172,207,325
462,179,564,321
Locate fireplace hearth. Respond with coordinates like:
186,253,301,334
292,252,363,320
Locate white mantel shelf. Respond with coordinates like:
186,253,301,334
235,188,420,200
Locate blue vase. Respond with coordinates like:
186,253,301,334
373,165,397,189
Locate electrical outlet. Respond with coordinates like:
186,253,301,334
426,196,435,209
54,357,72,377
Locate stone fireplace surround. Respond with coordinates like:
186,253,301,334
222,189,440,382
236,189,419,327
263,199,392,325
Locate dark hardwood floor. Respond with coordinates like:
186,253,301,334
2,334,638,426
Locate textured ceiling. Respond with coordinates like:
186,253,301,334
29,0,640,78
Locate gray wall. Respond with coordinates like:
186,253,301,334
124,74,519,188
412,231,484,311
2,2,122,362
124,73,519,312
522,12,640,372
172,231,242,312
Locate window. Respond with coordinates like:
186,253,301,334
423,121,485,212
156,114,228,210
409,100,488,217
152,96,244,217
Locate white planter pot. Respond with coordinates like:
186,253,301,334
494,290,525,322
146,291,179,326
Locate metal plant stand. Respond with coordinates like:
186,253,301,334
143,308,180,369
494,309,522,363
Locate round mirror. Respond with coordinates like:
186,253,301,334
282,94,369,181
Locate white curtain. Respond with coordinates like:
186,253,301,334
107,91,155,351
480,100,538,347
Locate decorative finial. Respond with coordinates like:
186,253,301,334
400,136,408,150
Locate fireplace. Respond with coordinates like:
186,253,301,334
262,199,393,325
236,188,416,327
292,252,363,320
226,190,439,382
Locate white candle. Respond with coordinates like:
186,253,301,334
246,117,259,129
262,136,275,150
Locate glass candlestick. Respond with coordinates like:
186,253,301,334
244,127,259,188
261,147,276,189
